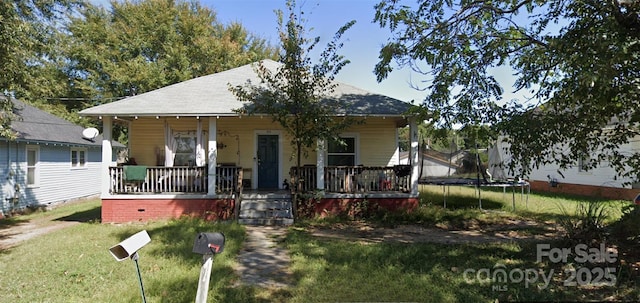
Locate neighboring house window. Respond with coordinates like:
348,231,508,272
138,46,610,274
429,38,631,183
327,136,357,166
578,156,590,172
26,146,39,186
174,132,196,166
71,148,87,168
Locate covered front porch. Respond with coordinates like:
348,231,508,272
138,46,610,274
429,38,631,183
100,115,420,195
107,164,413,195
95,115,420,223
78,61,423,223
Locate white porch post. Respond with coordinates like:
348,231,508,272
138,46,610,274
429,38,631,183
409,117,420,196
316,139,325,190
207,118,218,195
101,116,113,197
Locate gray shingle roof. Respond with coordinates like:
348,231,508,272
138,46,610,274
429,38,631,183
79,60,412,117
3,94,120,147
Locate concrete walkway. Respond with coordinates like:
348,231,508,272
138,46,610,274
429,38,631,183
235,226,292,288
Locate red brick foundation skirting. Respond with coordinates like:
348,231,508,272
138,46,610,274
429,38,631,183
101,197,419,223
101,198,235,223
529,180,638,201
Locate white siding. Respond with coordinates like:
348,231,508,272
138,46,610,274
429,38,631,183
495,135,640,189
1,141,102,213
0,141,21,212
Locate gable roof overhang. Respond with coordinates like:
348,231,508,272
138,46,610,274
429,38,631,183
2,95,123,148
79,60,413,126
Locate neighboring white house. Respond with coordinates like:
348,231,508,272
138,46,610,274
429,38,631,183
0,95,122,217
488,136,640,200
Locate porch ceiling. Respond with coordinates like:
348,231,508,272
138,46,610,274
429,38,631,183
79,60,413,118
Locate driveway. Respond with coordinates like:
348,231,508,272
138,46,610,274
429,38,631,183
0,216,78,250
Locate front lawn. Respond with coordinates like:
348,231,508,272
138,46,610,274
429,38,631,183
0,200,246,302
282,228,635,302
0,187,638,302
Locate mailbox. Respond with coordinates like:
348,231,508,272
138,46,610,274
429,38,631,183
192,232,225,255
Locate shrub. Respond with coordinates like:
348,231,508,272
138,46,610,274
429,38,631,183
295,191,324,219
557,201,611,243
610,203,640,243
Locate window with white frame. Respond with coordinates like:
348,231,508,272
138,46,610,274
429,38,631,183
71,147,87,168
174,132,196,166
26,146,39,186
327,136,357,166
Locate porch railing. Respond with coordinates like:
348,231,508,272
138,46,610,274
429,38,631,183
290,165,411,193
109,166,241,194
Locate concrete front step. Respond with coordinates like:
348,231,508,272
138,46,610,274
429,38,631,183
241,200,291,210
238,195,293,226
239,209,292,219
241,192,290,199
239,201,293,219
238,217,294,226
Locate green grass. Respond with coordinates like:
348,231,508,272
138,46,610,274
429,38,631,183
0,200,247,303
286,185,638,302
283,228,510,303
1,189,638,302
417,184,626,225
282,228,638,302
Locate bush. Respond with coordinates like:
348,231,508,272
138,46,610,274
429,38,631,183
610,203,640,243
295,191,323,219
557,201,611,243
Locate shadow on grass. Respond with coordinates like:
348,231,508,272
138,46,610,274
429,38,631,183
0,217,30,248
283,228,511,302
513,209,575,223
54,205,102,222
0,216,29,230
284,229,621,302
144,281,292,303
106,217,293,303
420,188,504,210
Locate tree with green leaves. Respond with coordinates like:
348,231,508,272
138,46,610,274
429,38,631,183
374,0,640,181
0,0,81,138
230,0,357,216
64,0,278,104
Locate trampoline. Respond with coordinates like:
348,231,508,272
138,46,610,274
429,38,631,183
416,137,529,210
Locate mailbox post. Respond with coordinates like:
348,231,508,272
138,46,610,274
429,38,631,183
192,232,225,303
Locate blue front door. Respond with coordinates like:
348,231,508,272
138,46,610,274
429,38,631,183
257,135,279,189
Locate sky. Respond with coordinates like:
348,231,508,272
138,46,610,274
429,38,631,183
211,0,432,101
88,0,429,103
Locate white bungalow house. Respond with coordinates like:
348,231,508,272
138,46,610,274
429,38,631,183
80,60,420,223
0,95,122,218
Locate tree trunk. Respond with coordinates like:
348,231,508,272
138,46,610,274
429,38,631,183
292,141,302,218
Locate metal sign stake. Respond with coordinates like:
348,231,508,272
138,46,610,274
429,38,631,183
131,252,148,303
108,230,151,303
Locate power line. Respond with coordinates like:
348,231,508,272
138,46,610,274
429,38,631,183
44,96,124,102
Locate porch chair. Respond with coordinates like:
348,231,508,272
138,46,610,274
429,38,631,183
123,165,148,192
378,172,392,191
